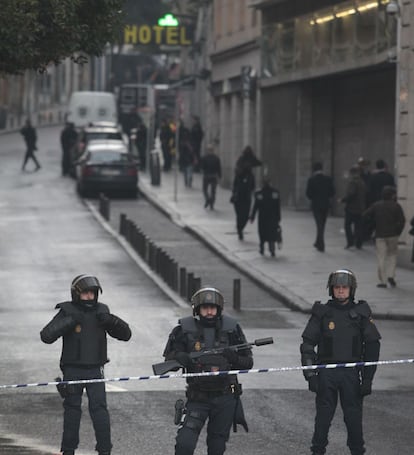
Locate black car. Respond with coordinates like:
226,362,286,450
75,140,138,198
69,124,127,177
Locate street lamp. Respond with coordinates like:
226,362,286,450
386,0,401,180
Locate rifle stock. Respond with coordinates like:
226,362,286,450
152,337,273,376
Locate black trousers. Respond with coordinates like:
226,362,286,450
344,211,363,248
311,369,365,455
175,393,236,455
61,365,112,454
203,176,218,208
22,147,41,170
234,199,251,237
312,207,328,251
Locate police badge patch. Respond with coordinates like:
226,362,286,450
328,321,335,330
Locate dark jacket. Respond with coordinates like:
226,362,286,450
21,124,37,150
342,174,367,214
301,299,381,381
40,301,131,367
200,153,221,178
163,315,252,391
306,172,335,211
368,170,395,205
232,169,255,205
363,200,405,238
250,184,281,241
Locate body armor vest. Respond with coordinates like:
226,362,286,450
179,315,238,391
317,301,365,363
58,301,109,367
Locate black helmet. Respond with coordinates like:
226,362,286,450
327,269,357,299
191,287,224,317
71,275,102,303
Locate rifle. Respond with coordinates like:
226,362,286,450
152,337,273,376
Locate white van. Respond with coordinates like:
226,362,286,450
66,91,118,127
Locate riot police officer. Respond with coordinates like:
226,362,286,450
163,287,253,455
300,269,381,455
40,275,132,455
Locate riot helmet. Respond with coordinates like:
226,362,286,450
191,287,224,318
71,275,102,305
327,269,357,300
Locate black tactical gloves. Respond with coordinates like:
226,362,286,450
97,312,114,328
175,352,194,368
360,380,372,396
307,373,319,393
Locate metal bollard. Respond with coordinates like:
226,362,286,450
180,267,187,298
187,273,194,302
119,214,126,236
99,193,110,220
233,279,241,311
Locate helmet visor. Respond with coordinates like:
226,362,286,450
72,275,102,294
329,270,355,287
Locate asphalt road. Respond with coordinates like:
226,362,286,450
0,126,413,454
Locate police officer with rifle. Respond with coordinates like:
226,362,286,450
40,275,131,455
300,269,381,455
162,287,261,455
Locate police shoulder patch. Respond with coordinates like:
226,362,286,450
328,321,335,330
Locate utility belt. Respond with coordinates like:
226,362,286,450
186,383,242,402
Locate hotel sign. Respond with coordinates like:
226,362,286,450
123,24,193,46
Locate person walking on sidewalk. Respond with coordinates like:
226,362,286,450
60,121,78,176
178,128,195,188
162,287,253,455
190,115,204,172
363,186,405,288
367,159,395,207
40,275,132,455
306,162,335,252
340,166,367,249
300,269,381,455
21,119,41,171
250,177,281,256
200,144,221,209
231,157,256,240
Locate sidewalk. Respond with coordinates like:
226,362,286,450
138,168,414,321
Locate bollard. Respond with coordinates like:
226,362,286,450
99,193,110,221
180,267,187,298
187,273,194,302
193,277,201,294
119,214,126,236
233,279,241,311
150,151,161,186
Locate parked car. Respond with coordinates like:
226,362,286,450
75,140,138,198
69,123,127,177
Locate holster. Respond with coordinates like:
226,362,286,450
233,397,248,433
174,398,185,425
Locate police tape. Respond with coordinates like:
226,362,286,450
0,358,413,390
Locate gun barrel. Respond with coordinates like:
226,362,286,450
254,337,274,346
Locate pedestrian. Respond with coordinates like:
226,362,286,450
340,166,367,249
178,128,195,188
60,122,78,176
190,115,204,172
135,121,147,171
363,186,405,288
40,275,132,455
21,119,41,171
200,144,222,210
235,145,261,173
367,159,395,206
306,162,335,252
300,269,381,455
250,177,281,256
231,157,256,240
162,286,253,455
160,119,173,171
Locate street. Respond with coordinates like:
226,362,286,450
0,126,413,454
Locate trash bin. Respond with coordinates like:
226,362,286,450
150,150,161,186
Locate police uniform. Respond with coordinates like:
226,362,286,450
300,271,381,455
40,275,131,455
163,287,253,455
